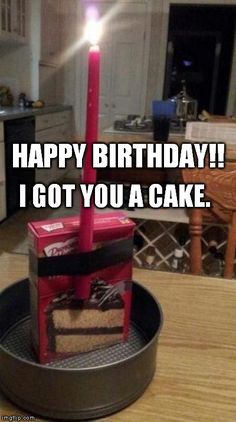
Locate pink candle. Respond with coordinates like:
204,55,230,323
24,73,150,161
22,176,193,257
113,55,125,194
76,44,100,299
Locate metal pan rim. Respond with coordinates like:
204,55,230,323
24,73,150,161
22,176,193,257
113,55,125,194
0,373,154,420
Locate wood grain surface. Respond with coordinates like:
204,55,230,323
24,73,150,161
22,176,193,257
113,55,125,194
1,253,236,421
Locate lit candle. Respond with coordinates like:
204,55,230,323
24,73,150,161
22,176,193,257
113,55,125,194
75,14,101,299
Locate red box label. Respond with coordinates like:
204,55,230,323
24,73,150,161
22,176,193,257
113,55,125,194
28,212,135,363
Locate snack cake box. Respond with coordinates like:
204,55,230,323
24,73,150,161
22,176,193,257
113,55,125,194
28,212,135,364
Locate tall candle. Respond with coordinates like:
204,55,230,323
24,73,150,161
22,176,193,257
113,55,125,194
76,44,100,299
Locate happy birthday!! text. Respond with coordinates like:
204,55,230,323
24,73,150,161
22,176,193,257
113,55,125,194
13,141,226,209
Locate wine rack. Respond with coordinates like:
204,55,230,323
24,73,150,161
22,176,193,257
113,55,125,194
132,218,235,277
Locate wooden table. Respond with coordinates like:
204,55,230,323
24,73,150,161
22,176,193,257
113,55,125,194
1,252,236,421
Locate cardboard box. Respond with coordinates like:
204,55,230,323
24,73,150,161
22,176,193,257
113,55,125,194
28,212,135,363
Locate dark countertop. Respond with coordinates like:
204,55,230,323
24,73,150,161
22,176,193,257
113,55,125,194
0,105,73,122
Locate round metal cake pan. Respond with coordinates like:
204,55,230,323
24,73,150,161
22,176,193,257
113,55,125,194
0,279,163,420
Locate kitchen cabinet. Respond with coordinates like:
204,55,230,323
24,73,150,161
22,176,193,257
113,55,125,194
40,0,61,65
14,0,26,39
35,110,71,131
0,123,6,222
35,110,73,184
0,0,28,43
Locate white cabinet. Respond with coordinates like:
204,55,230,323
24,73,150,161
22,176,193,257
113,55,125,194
14,0,27,39
0,0,11,36
0,0,28,43
36,110,72,131
35,111,73,184
0,123,6,222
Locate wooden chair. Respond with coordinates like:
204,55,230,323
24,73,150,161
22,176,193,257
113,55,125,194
182,161,236,278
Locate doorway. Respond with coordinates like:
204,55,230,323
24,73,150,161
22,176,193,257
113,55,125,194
80,1,150,132
164,5,236,115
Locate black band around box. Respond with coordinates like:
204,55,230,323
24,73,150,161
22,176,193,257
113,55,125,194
30,237,134,277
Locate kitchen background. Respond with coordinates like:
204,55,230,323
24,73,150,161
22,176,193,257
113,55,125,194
0,0,236,135
0,0,236,276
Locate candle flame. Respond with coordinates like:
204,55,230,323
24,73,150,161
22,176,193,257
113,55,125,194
84,19,102,45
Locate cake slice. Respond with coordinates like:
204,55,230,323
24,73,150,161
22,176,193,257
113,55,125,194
46,279,125,354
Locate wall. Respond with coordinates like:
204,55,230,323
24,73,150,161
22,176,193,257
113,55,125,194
0,43,32,103
29,0,41,101
60,0,78,106
39,0,62,104
227,26,236,115
57,0,80,134
145,0,166,113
